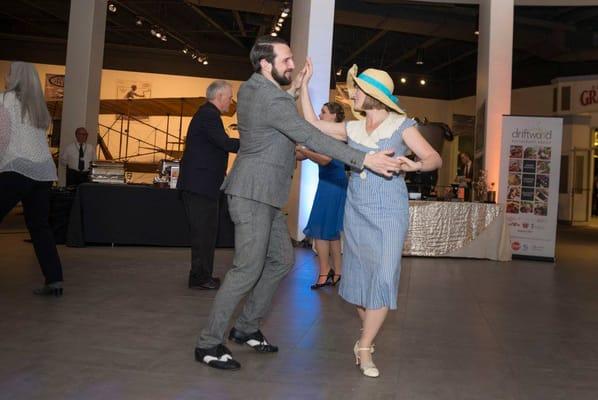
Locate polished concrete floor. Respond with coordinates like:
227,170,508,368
1,211,598,400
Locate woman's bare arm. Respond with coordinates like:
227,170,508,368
397,126,443,172
296,145,332,166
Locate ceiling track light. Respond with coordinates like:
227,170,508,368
135,17,143,26
271,4,290,36
108,2,117,13
416,48,424,65
400,77,407,84
419,79,426,86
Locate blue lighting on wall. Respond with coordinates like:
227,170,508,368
297,159,319,241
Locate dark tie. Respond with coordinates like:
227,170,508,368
78,144,84,171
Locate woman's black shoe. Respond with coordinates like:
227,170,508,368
332,274,342,286
310,270,333,290
33,283,63,297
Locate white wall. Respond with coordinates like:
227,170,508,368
512,85,553,116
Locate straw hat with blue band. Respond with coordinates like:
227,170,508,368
346,64,405,119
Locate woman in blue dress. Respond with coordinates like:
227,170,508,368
299,60,442,378
296,102,347,289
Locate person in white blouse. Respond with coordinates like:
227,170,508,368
0,61,64,296
59,127,95,186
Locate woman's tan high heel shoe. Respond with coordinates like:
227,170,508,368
353,341,379,378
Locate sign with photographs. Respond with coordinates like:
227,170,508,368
499,116,562,261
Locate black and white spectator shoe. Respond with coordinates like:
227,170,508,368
194,344,241,370
228,327,279,353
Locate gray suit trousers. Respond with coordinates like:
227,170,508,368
197,194,294,348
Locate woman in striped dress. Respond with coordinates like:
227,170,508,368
299,60,442,377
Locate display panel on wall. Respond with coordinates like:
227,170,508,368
499,115,563,262
44,74,64,100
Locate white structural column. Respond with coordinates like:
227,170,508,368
58,0,107,185
475,0,514,197
287,0,336,241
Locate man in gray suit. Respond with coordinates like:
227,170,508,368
194,35,404,370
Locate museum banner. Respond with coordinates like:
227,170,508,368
499,116,563,261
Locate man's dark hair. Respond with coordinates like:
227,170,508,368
250,35,288,73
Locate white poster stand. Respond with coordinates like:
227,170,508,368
499,116,563,262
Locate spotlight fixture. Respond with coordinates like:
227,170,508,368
270,4,290,37
135,17,143,26
150,28,157,36
155,31,162,38
336,68,343,76
400,77,407,84
191,53,198,59
108,2,117,13
182,47,189,54
416,48,424,65
419,79,426,86
203,60,208,65
161,34,167,42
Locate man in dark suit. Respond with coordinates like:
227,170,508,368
178,80,239,290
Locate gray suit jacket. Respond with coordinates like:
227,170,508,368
222,73,365,208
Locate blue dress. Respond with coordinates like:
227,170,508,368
303,159,348,241
339,114,415,310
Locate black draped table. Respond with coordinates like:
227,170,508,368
66,183,234,247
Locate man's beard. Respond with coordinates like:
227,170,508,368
272,66,292,86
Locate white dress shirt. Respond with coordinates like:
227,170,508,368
60,142,96,172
